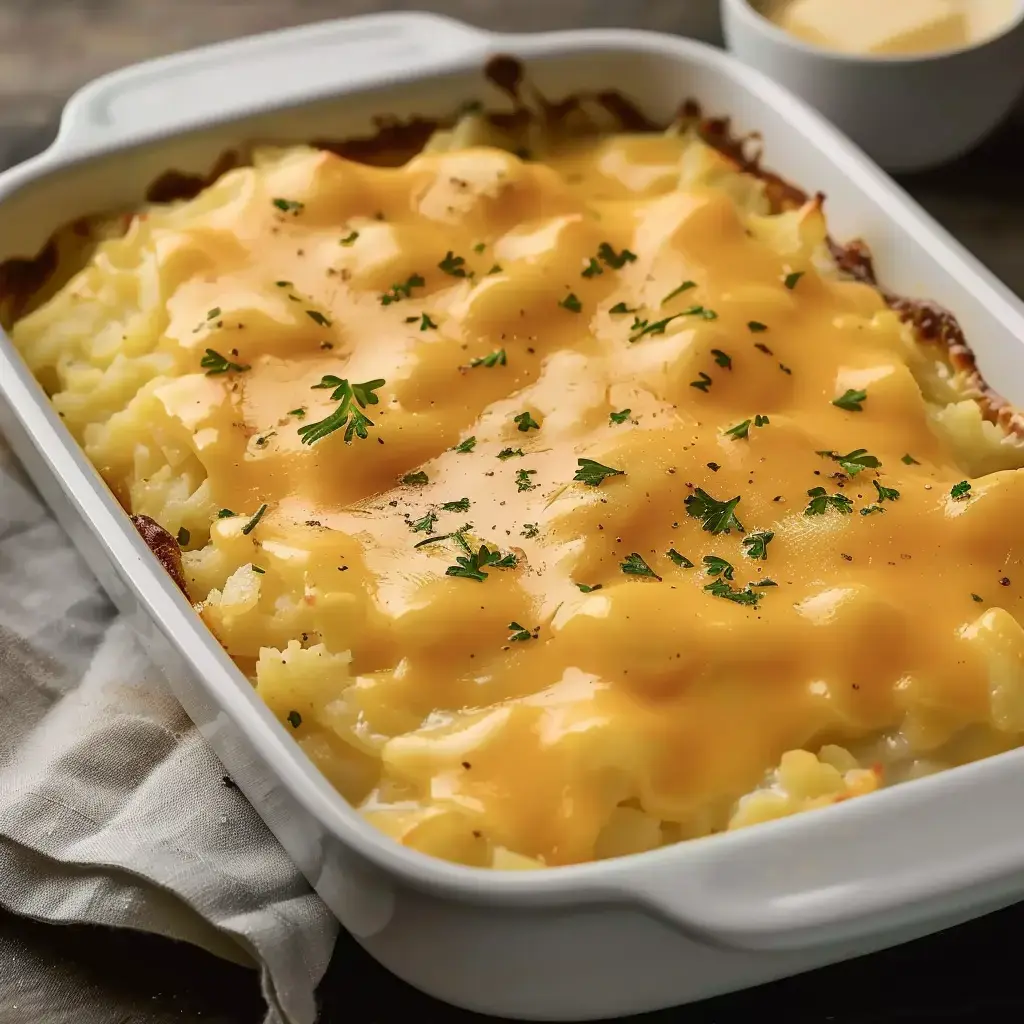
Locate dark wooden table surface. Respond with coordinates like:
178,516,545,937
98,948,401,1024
2,2,1024,1022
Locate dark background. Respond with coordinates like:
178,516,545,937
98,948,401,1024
2,2,1024,1021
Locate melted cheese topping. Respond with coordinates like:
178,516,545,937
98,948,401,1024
14,122,1024,869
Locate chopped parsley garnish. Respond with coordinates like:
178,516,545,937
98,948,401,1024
576,582,603,593
860,505,885,516
514,411,540,432
690,372,712,392
902,453,920,465
521,523,539,539
748,321,768,333
288,407,306,418
832,388,867,412
176,527,190,547
704,579,761,606
685,489,744,534
742,531,774,560
402,471,429,486
582,257,603,278
473,242,486,253
272,198,304,214
508,622,533,642
682,304,718,321
667,549,694,568
711,349,732,369
471,349,507,368
724,419,752,440
574,458,625,486
755,414,770,427
241,504,268,536
217,509,235,518
441,498,471,512
298,376,385,445
609,302,636,315
453,436,477,454
409,511,438,534
286,710,302,728
207,307,221,320
804,487,853,516
380,273,425,305
201,349,249,375
488,264,503,275
597,242,637,269
559,292,582,312
873,480,900,502
497,447,525,460
515,469,537,492
972,593,984,603
439,251,469,277
621,553,661,580
951,480,972,501
306,310,332,327
446,545,517,582
703,555,735,580
784,270,804,289
251,565,266,575
662,280,697,305
752,579,778,587
630,313,682,342
419,313,438,331
817,448,882,476
275,281,291,288
340,230,359,246
609,409,631,425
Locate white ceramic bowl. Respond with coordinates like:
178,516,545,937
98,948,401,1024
721,0,1024,172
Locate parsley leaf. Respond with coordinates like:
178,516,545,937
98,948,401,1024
409,511,438,534
306,310,332,327
804,486,853,516
873,480,900,502
662,280,697,305
217,509,235,519
725,419,752,440
703,555,735,580
630,313,683,342
742,531,774,560
685,489,744,534
748,321,768,333
832,388,867,412
581,257,603,278
784,270,804,289
340,230,359,246
597,242,637,269
508,622,533,642
621,553,661,580
560,292,582,312
711,349,732,369
951,480,972,501
439,251,469,277
201,349,249,375
667,549,694,568
453,436,476,454
287,710,302,728
497,447,525,460
902,453,920,465
241,504,268,536
521,523,539,539
609,302,636,315
754,414,770,427
380,274,425,305
176,527,190,547
470,349,506,368
704,579,762,606
419,313,438,331
441,498,471,512
817,448,882,476
446,544,516,582
402,471,429,486
298,376,385,445
609,409,631,425
574,458,625,486
514,411,541,432
515,469,537,492
690,372,712,392
860,504,885,516
272,198,304,214
576,582,603,593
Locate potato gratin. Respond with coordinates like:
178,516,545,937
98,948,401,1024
11,103,1024,870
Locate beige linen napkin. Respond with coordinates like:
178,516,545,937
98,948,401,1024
0,439,337,1023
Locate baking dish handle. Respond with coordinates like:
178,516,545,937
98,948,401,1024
614,755,1024,950
53,12,491,157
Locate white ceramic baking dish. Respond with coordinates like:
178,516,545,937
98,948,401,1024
3,12,1024,1021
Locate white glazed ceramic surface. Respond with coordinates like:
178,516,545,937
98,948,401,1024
721,0,1024,173
3,13,1024,1019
